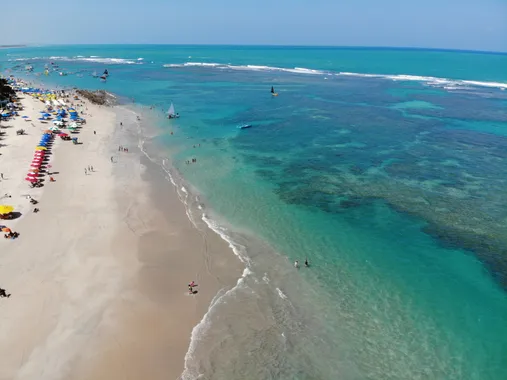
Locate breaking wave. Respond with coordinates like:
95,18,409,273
10,56,140,65
163,62,507,90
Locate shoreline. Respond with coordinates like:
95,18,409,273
0,81,243,380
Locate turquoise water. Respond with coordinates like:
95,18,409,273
2,46,507,379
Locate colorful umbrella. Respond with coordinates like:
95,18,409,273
0,206,14,216
25,177,38,182
30,163,41,168
0,205,14,215
35,146,47,151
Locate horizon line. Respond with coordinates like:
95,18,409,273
9,43,507,55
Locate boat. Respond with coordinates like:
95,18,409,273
238,124,252,129
271,86,278,97
167,102,179,119
92,71,98,78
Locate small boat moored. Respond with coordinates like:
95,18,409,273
167,102,180,119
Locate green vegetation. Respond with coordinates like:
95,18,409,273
0,78,15,102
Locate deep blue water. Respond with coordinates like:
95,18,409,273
2,45,507,380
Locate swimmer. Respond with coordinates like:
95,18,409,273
294,260,300,269
305,258,310,267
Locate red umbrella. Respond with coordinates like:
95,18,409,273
25,177,38,182
27,173,38,177
32,159,43,163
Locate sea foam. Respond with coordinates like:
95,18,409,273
162,62,507,90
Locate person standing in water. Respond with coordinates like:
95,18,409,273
294,260,300,269
305,258,310,267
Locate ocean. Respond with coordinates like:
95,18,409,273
2,45,507,379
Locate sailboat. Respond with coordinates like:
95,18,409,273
92,71,98,78
271,86,278,97
167,102,179,119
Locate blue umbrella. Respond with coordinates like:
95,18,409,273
38,118,46,121
22,116,29,118
43,113,51,117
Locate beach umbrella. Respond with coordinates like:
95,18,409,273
30,163,41,168
35,146,47,151
29,168,40,173
0,205,14,215
22,116,29,118
25,177,38,183
2,227,12,233
26,173,38,178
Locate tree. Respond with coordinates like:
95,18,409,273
0,78,15,102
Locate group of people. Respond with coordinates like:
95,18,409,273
4,231,19,239
294,258,310,269
84,165,94,175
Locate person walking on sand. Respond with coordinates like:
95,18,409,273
84,168,87,175
0,288,10,298
90,165,94,172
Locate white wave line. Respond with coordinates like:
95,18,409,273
162,62,507,90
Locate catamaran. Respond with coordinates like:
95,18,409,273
167,102,179,119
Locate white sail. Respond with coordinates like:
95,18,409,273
168,102,175,116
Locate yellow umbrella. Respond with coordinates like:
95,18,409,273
0,205,14,215
35,146,47,151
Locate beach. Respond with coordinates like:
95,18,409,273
0,86,241,380
1,45,507,380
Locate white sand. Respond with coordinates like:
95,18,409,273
0,93,132,380
0,91,241,380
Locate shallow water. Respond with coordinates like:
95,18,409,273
2,46,507,379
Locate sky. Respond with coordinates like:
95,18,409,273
1,0,507,52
